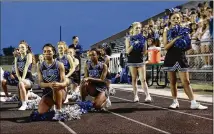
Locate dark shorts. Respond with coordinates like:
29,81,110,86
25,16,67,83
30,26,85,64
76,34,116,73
70,71,80,85
42,88,54,99
106,71,112,80
5,79,18,86
42,88,67,102
85,81,108,97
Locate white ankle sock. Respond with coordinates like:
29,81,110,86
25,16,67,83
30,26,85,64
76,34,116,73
55,109,62,113
22,101,27,106
191,100,197,105
173,99,178,103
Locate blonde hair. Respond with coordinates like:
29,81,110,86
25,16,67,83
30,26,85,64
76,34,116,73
57,41,68,53
19,40,36,65
129,22,142,36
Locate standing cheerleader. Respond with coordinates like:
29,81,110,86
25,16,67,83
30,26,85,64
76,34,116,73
37,43,67,120
15,40,35,110
163,11,207,109
125,22,152,103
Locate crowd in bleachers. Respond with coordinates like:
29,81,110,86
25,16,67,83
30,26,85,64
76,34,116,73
140,1,213,70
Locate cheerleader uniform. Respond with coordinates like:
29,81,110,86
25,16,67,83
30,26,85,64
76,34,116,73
40,60,64,98
127,34,147,67
163,27,189,72
16,55,34,86
3,65,19,86
98,55,111,80
86,60,108,97
56,55,72,83
70,56,80,85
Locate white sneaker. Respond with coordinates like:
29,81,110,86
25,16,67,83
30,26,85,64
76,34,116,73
5,95,19,102
134,95,139,102
52,111,63,121
145,96,152,103
109,88,116,96
101,97,112,108
18,104,27,111
190,103,208,110
28,92,38,100
169,101,179,109
105,97,111,108
64,95,69,103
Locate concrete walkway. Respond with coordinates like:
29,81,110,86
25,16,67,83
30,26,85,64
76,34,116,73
111,84,213,103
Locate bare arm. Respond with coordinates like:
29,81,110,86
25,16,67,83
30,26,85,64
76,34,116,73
75,58,79,67
65,55,75,78
104,56,110,67
125,37,133,54
21,53,32,79
84,62,89,78
14,57,21,81
143,42,147,55
58,62,67,88
163,28,181,50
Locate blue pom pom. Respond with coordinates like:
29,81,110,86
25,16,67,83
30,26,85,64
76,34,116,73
77,100,94,114
29,110,55,121
3,71,10,79
130,34,146,50
168,25,191,51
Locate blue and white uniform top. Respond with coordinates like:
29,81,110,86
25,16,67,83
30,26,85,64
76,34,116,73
86,60,104,78
56,55,70,75
16,55,33,81
163,27,189,72
40,60,61,83
86,60,107,92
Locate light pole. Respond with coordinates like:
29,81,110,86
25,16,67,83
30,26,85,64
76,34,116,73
60,25,62,41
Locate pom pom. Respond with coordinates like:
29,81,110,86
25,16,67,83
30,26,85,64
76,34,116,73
68,91,81,102
3,71,10,79
77,100,94,114
130,34,146,50
168,25,191,51
60,104,82,121
29,110,55,121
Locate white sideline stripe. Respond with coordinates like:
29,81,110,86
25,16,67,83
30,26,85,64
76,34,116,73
59,121,77,134
111,96,213,121
107,110,171,134
114,88,213,105
0,92,11,95
186,53,213,57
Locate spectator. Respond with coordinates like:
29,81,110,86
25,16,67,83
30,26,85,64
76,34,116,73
147,38,156,48
197,3,204,13
69,36,83,59
182,15,191,27
200,18,212,69
190,11,198,23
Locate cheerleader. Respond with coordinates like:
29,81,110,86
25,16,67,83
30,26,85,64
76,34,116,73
67,47,80,92
163,11,207,109
15,40,35,110
37,43,67,120
100,43,116,94
56,41,75,88
125,22,152,103
1,65,18,101
79,49,111,109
